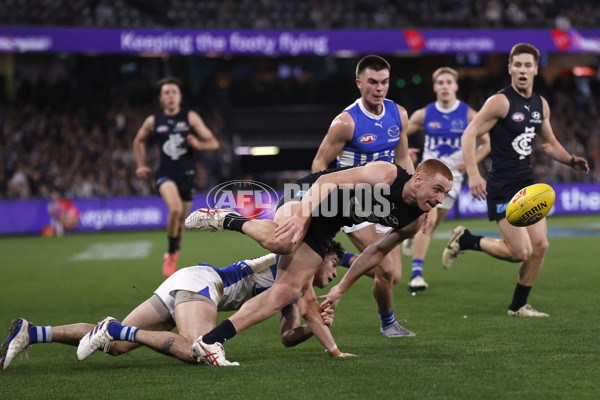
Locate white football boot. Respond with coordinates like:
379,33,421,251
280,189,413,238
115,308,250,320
190,336,239,366
380,322,416,338
408,275,429,292
401,237,414,256
1,318,30,370
77,317,116,361
442,225,466,269
184,208,241,232
508,304,549,317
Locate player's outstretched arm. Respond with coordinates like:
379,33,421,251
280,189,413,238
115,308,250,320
393,105,414,173
537,98,590,173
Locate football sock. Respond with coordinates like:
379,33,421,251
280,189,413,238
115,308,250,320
168,236,178,254
411,259,424,277
201,319,237,345
458,229,483,251
223,214,250,233
509,283,532,311
340,252,355,268
107,321,138,342
378,310,397,329
28,324,52,345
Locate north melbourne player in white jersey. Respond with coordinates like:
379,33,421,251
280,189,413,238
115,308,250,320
1,243,351,370
404,67,490,292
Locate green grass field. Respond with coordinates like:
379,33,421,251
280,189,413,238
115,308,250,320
1,215,599,399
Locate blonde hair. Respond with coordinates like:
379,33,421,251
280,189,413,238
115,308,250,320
415,159,453,181
432,67,458,83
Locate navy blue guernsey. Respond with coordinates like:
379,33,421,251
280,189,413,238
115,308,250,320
489,86,544,179
154,110,197,178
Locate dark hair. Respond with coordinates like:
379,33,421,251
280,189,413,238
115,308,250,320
509,43,540,65
326,240,346,261
156,76,182,95
356,55,391,79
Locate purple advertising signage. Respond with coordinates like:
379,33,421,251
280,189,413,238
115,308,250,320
1,27,599,55
0,184,599,236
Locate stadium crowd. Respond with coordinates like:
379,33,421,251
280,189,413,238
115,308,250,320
1,63,598,200
0,0,598,30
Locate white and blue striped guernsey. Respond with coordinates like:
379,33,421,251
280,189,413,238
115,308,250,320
422,100,469,170
337,98,402,167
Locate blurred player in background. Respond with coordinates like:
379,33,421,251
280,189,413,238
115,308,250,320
311,55,415,337
0,242,351,370
403,67,490,292
133,77,219,278
443,43,589,317
46,191,80,237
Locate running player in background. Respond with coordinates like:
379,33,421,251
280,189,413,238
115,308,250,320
403,67,490,292
443,43,589,316
311,55,415,337
133,77,219,278
0,242,351,370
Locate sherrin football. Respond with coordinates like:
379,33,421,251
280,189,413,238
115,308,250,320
506,183,555,227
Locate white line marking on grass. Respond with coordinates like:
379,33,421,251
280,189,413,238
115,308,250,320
71,241,152,261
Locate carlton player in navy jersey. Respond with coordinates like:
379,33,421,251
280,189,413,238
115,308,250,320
311,55,415,338
443,44,589,317
185,159,453,365
133,77,219,278
404,67,490,292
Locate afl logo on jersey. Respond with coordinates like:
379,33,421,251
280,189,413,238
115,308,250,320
511,112,525,122
387,125,400,137
157,125,169,133
428,121,441,130
359,134,377,144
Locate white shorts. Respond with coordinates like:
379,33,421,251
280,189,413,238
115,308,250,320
342,221,392,234
154,265,224,322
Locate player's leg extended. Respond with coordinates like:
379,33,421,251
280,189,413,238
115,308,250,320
159,180,184,276
229,244,322,332
105,298,175,356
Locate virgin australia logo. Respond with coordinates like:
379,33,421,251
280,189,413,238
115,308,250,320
207,180,279,219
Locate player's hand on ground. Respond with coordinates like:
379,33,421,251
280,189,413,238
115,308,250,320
468,174,487,200
336,352,357,358
136,166,151,180
319,284,343,310
274,215,306,244
320,304,334,327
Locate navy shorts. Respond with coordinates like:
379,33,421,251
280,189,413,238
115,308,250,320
486,175,534,221
276,175,346,259
156,175,195,202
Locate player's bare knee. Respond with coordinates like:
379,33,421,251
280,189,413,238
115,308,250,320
262,238,295,255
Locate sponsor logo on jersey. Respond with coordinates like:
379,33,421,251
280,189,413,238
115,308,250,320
156,125,169,133
387,125,400,137
359,134,377,144
428,121,441,130
451,119,465,132
511,112,525,122
530,111,542,123
173,121,189,132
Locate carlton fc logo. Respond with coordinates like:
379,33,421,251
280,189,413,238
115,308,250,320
359,134,377,144
512,112,525,122
387,126,400,137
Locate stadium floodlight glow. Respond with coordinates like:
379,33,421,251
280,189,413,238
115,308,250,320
250,146,280,156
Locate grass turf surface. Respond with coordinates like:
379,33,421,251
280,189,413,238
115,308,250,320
1,215,599,399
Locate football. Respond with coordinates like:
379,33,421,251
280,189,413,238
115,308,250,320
506,183,555,227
